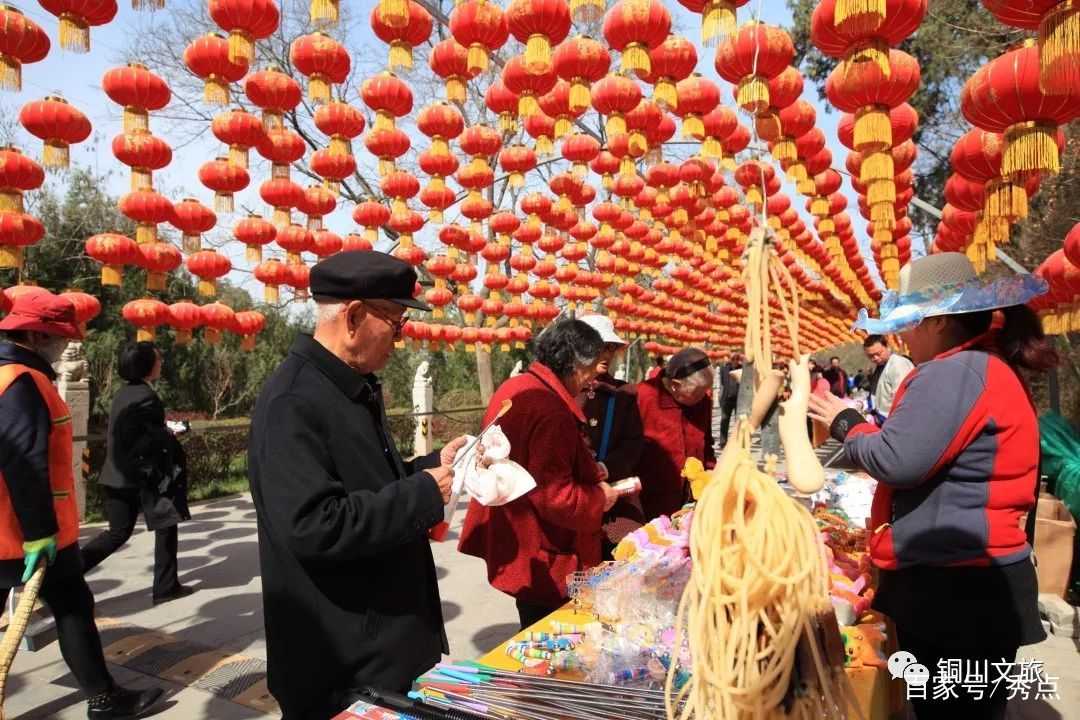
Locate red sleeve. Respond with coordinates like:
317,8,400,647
525,413,605,532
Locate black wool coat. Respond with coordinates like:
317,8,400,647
98,382,188,530
247,334,446,720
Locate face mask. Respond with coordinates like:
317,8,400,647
39,336,69,365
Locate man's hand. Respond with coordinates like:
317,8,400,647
429,466,455,504
599,481,618,512
596,461,610,482
440,435,469,467
21,536,57,583
808,392,850,429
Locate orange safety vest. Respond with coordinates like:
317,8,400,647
0,363,79,560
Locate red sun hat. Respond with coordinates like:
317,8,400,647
0,291,84,340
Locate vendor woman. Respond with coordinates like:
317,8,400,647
809,253,1055,720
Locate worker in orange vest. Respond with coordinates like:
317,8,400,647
0,292,163,719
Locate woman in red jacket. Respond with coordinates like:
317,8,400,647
636,348,716,522
459,319,619,629
810,253,1054,720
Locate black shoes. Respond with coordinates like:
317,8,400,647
151,585,195,606
87,685,164,719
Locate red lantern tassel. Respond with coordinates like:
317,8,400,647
175,329,193,345
428,209,444,223
375,0,409,28
246,245,263,263
329,135,349,156
204,75,230,105
834,0,886,37
1,57,22,91
198,278,216,296
681,114,705,139
498,112,517,134
228,30,255,65
273,207,291,228
736,76,770,114
131,168,152,191
524,34,553,74
229,145,249,169
123,107,149,134
1003,121,1061,177
57,12,90,53
40,140,69,169
272,162,290,179
467,43,489,74
653,80,677,110
860,151,894,183
569,0,604,23
771,138,797,164
854,105,892,151
1039,0,1080,94
214,192,235,214
0,245,22,269
702,0,737,47
447,77,466,104
569,80,591,113
619,42,650,74
146,270,166,291
846,38,890,76
311,0,339,29
986,179,1028,221
307,74,330,104
554,117,572,139
263,283,279,302
241,334,256,351
135,223,157,245
0,190,22,213
204,326,222,344
517,94,540,117
535,135,553,157
135,326,156,342
389,40,412,70
183,234,201,254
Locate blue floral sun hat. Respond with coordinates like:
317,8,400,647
853,252,1049,335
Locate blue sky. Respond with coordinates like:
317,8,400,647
7,0,883,302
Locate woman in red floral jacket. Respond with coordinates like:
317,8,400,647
459,319,619,630
636,348,716,522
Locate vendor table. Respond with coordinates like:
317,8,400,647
478,606,896,720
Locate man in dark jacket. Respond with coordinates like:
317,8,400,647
822,356,849,398
575,315,643,559
717,352,743,445
248,252,466,720
0,292,162,719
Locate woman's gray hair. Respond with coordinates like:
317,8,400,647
534,318,604,377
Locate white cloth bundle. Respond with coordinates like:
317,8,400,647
451,424,536,506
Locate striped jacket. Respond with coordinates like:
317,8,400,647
839,335,1038,571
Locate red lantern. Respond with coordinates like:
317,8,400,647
123,297,169,341
312,229,342,258
960,40,1080,177
364,127,411,177
714,22,794,114
674,74,720,139
211,108,265,169
200,301,236,344
0,6,50,91
429,38,478,105
168,301,203,345
119,189,173,245
825,49,920,152
499,145,538,189
676,0,750,48
524,111,557,156
102,63,170,132
199,156,249,214
260,177,306,228
137,242,182,291
450,0,509,73
553,35,612,112
417,102,465,158
810,0,926,74
561,133,600,177
233,214,276,263
208,0,279,64
301,184,336,231
19,96,92,169
186,249,232,296
85,232,137,286
639,34,697,110
507,0,571,74
309,148,355,196
244,65,302,129
0,147,44,213
276,223,314,265
253,258,289,302
290,32,350,104
171,197,216,253
603,0,671,74
361,71,413,134
183,32,249,105
256,126,306,179
313,100,365,157
342,233,373,252
232,310,265,351
591,72,642,137
389,209,425,254
353,200,391,243
371,0,433,71
485,80,521,134
983,0,1079,95
0,211,43,269
111,131,172,191
38,0,116,53
502,53,557,117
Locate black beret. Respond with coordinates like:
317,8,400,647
310,250,430,310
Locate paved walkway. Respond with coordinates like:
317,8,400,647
1,441,1077,718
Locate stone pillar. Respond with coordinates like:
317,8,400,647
412,361,434,457
614,361,627,382
509,360,524,378
54,341,90,519
713,364,722,409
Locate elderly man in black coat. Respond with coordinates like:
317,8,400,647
248,252,467,720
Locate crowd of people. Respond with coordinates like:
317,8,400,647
0,249,1058,720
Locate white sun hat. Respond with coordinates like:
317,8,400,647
578,313,627,346
852,252,1048,335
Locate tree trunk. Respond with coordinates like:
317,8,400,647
476,346,494,405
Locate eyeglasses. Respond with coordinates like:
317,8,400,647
360,301,408,334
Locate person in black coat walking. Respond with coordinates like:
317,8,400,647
248,252,470,720
82,341,192,604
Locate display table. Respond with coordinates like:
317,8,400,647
478,606,896,720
